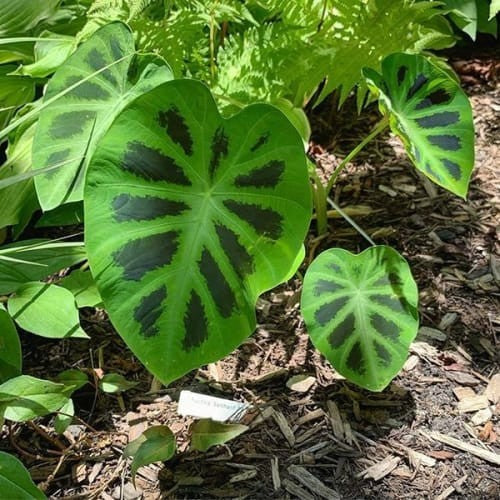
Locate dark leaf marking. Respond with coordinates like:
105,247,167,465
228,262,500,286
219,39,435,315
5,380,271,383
313,279,344,296
315,297,349,326
328,262,341,273
215,224,254,278
425,162,442,181
428,134,461,151
64,76,110,100
110,38,124,61
374,341,391,366
346,341,365,374
199,248,236,318
371,294,406,314
44,148,71,178
371,313,399,340
113,231,179,280
50,111,95,139
223,200,283,239
234,160,285,188
134,286,166,337
122,141,191,185
158,106,193,156
407,74,428,100
112,194,188,222
415,111,459,128
414,147,421,163
374,272,401,287
250,132,270,152
86,48,119,87
442,159,461,180
183,290,208,350
397,66,408,85
415,89,452,110
328,312,355,348
209,126,229,179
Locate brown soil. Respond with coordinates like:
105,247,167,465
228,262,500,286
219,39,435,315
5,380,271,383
1,54,498,499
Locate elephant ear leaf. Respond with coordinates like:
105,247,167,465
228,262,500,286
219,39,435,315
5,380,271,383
301,246,418,391
84,79,312,385
363,53,474,198
32,21,173,211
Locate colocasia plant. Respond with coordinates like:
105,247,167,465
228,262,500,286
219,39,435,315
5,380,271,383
0,1,481,487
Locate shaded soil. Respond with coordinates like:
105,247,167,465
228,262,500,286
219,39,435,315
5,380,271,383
1,54,498,499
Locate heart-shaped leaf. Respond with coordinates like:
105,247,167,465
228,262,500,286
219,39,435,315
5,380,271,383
0,451,46,500
301,246,418,391
32,21,173,211
363,53,474,198
85,79,311,384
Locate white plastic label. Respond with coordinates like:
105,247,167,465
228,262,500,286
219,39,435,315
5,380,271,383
178,390,249,422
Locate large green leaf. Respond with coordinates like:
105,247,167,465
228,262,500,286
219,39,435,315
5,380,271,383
0,375,69,422
301,246,419,391
0,451,46,500
0,239,86,294
85,79,312,384
0,67,35,130
8,282,88,339
363,53,474,198
0,0,59,36
0,305,21,383
32,21,173,211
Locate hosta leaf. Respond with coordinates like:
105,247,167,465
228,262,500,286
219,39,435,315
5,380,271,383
124,425,176,481
0,451,46,500
59,269,102,308
85,79,311,384
190,419,248,452
363,53,474,198
8,282,88,339
0,305,21,383
0,375,69,422
301,246,419,391
32,21,173,211
0,0,59,36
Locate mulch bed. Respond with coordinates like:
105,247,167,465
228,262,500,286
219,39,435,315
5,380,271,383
1,53,498,499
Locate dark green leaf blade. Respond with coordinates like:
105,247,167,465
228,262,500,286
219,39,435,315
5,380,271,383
301,246,419,391
85,79,312,385
363,53,474,198
0,305,21,383
0,451,46,500
32,21,173,211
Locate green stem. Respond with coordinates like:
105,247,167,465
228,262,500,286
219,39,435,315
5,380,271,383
325,116,389,194
310,169,328,235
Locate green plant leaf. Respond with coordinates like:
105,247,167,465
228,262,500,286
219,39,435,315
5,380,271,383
8,282,88,339
0,68,35,129
0,0,59,36
363,53,474,198
13,32,75,78
124,425,175,481
32,21,173,211
0,304,21,383
301,246,419,391
35,202,84,228
0,375,69,422
84,79,312,385
190,419,248,452
99,373,137,393
0,451,46,499
0,239,86,294
54,398,74,434
55,369,89,393
442,0,478,39
491,0,500,19
0,122,39,233
59,269,102,308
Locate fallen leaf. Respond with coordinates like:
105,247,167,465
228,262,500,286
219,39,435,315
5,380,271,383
286,374,316,393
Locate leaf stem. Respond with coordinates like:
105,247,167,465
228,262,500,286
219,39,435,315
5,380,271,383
325,115,389,194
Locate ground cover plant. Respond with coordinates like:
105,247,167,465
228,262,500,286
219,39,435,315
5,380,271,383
0,1,496,496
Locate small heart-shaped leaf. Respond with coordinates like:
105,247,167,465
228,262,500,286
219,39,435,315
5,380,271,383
190,419,248,452
363,53,474,198
301,246,419,391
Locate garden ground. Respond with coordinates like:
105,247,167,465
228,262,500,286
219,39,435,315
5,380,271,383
1,48,498,499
